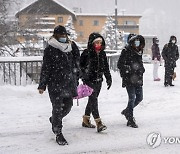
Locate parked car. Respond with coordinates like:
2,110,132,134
142,54,152,63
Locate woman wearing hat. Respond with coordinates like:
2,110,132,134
38,25,80,145
80,32,112,132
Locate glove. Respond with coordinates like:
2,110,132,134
107,79,112,90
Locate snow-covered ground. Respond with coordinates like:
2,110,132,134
0,61,180,154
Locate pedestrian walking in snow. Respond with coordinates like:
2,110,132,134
117,34,145,128
152,37,161,81
38,25,80,145
161,35,179,87
80,32,112,132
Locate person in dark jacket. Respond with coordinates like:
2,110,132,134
152,37,161,81
162,35,179,87
80,32,112,132
117,34,145,128
38,25,80,145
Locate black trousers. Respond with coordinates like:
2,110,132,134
49,92,73,135
164,65,174,85
85,81,102,119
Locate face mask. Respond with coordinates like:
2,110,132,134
172,40,176,44
94,44,102,52
134,40,140,47
58,37,67,43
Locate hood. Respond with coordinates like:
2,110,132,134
128,34,145,48
153,37,158,44
48,37,72,52
169,35,177,44
87,33,106,51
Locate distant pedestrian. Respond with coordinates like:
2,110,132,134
80,32,112,132
117,34,145,128
151,37,161,81
161,35,179,87
38,25,80,145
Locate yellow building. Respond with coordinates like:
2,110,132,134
16,0,141,43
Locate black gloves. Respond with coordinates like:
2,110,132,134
107,79,112,90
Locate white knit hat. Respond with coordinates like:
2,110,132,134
93,37,102,43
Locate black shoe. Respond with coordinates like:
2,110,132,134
127,117,138,128
56,133,68,145
169,84,174,86
121,109,129,120
164,83,169,87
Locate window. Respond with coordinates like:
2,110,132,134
93,20,99,26
58,17,63,23
79,20,83,26
79,31,84,37
124,21,136,25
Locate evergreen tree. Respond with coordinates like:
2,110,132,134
64,16,77,41
101,16,123,50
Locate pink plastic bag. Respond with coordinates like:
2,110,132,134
74,84,94,99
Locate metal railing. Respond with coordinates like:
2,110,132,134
0,52,120,85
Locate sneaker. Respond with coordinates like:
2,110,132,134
56,133,68,145
154,78,160,81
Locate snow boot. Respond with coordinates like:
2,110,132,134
95,118,107,132
121,108,129,120
56,133,68,145
82,115,96,128
127,117,138,128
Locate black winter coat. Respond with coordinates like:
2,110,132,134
117,45,145,87
38,39,80,97
162,43,179,67
80,33,112,84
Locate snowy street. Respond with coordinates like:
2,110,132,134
0,61,180,154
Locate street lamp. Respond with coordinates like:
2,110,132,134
115,0,118,50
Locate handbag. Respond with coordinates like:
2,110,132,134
74,84,94,105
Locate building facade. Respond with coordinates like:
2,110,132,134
15,0,141,43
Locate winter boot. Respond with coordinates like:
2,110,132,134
121,108,129,120
56,133,68,145
127,117,138,128
95,118,107,132
82,115,96,128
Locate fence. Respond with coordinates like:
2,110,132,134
0,52,120,85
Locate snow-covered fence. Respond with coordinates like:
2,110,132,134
0,56,42,85
0,51,120,85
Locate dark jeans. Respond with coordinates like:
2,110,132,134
85,81,102,119
125,86,143,118
164,66,174,85
49,93,73,135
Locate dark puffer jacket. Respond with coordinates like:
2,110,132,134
80,33,112,84
38,38,80,97
161,36,179,67
117,35,145,87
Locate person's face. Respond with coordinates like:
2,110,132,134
55,34,67,43
132,39,140,49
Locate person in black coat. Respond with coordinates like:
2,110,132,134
80,32,112,132
38,25,80,145
161,35,179,87
117,34,145,128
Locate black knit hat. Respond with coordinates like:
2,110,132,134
53,25,69,35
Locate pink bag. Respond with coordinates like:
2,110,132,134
74,84,93,99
